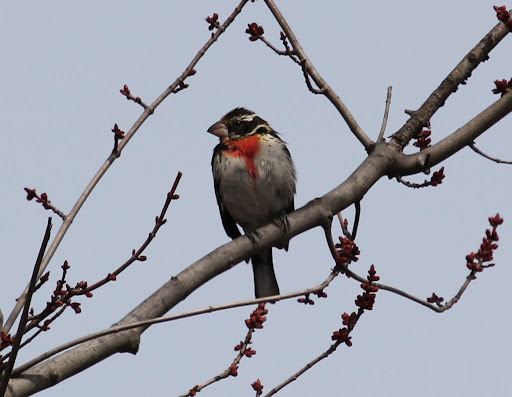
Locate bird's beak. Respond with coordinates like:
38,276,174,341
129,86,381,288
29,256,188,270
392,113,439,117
207,121,229,138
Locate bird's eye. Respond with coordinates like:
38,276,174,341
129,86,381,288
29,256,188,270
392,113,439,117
234,119,242,126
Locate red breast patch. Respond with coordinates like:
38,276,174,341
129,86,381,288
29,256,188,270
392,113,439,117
224,135,261,180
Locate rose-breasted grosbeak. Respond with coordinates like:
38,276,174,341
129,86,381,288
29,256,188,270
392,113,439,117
208,108,296,298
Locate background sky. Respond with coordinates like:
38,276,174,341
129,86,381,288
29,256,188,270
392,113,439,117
2,1,511,396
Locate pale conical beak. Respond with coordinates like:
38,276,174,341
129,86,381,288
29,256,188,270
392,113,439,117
207,121,229,138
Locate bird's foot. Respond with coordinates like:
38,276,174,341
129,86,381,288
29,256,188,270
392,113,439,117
273,211,290,234
244,229,261,247
274,211,291,250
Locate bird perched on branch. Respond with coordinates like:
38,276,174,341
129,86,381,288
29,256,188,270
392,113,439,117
208,108,296,298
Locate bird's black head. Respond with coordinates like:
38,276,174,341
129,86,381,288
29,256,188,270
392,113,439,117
208,107,271,140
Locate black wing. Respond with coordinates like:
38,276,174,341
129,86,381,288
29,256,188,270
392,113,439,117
212,146,242,240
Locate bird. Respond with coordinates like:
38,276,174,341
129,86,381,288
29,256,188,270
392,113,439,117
208,107,296,298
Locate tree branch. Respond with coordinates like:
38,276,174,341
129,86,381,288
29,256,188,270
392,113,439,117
377,86,392,142
0,218,52,396
396,89,512,175
5,5,511,396
390,17,511,150
469,141,512,164
2,0,251,335
263,0,373,150
12,268,340,377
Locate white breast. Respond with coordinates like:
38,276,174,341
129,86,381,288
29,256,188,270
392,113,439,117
214,135,295,230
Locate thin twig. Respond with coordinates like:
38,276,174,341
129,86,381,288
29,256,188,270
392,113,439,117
266,338,342,396
335,202,360,240
395,175,432,189
12,268,339,376
258,35,300,64
0,218,52,396
352,202,360,240
343,266,479,313
5,306,67,361
324,219,341,262
266,265,378,396
396,164,445,189
377,86,392,142
180,304,268,397
20,172,183,337
325,214,482,313
469,142,512,164
299,60,325,95
336,212,352,240
263,0,373,150
23,189,66,221
3,0,250,334
78,172,182,295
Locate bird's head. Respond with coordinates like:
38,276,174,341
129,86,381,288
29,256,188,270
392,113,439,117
207,107,271,140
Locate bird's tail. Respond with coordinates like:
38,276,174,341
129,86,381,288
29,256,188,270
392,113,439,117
251,248,280,298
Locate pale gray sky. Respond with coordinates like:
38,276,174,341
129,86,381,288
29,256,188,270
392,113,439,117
2,1,511,396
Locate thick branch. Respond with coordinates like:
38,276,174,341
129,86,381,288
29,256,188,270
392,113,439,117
5,141,394,396
7,99,511,393
12,269,339,376
12,94,510,391
396,89,512,175
390,19,511,150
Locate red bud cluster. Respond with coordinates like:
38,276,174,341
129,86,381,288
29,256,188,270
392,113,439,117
413,130,431,151
244,348,256,358
119,84,131,97
355,291,376,310
111,124,125,140
186,385,199,396
24,188,53,210
332,266,379,346
234,342,256,358
494,5,512,30
205,13,219,31
331,327,352,346
335,237,360,265
341,312,358,328
356,265,379,310
466,213,503,272
119,84,143,105
492,78,512,96
297,289,328,304
427,293,444,304
246,23,264,41
173,81,189,94
0,332,14,350
245,303,267,329
430,167,445,186
229,364,238,377
43,261,90,315
251,379,264,396
297,294,315,305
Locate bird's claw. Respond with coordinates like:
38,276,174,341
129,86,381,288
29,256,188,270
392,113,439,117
273,212,291,250
244,229,261,246
274,212,290,234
